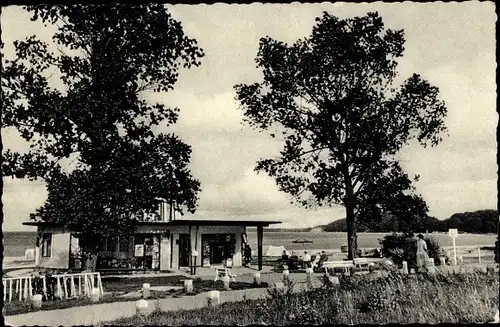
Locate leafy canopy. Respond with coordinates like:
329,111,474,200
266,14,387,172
235,12,447,256
2,4,204,253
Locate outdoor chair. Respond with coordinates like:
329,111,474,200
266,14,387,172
214,267,237,282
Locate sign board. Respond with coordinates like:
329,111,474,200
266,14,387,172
134,244,144,257
448,229,458,237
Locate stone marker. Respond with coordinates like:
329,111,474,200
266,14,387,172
184,279,193,293
402,261,408,274
136,299,150,316
142,283,150,299
439,256,446,266
90,287,100,302
222,275,231,290
254,272,261,286
410,268,415,274
31,294,43,310
207,290,220,307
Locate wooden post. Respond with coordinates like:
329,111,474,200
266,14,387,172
42,277,47,299
78,275,82,296
56,277,63,299
23,278,29,300
98,273,104,295
70,276,76,298
3,281,6,302
257,225,263,271
18,279,22,301
28,277,33,298
63,277,68,299
9,279,13,302
478,246,482,264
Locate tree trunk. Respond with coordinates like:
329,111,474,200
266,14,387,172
346,201,358,260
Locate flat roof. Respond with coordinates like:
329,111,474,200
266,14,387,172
23,219,281,227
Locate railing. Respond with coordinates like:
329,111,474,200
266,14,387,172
2,272,104,303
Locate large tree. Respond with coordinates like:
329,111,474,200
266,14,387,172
2,4,204,268
235,12,447,259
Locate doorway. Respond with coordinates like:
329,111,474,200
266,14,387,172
201,234,236,266
178,234,191,267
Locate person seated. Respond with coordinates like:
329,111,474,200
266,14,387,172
289,252,299,270
312,253,321,272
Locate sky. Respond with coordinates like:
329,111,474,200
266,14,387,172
1,2,497,231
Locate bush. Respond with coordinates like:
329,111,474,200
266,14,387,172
379,233,443,268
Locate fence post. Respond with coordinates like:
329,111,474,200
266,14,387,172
9,279,13,302
56,276,63,299
63,276,68,299
97,273,104,295
3,281,6,302
70,276,76,298
23,278,29,301
17,279,21,301
477,246,481,264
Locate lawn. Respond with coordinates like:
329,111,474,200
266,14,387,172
3,275,269,316
104,270,499,325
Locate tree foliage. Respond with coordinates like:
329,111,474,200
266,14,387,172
235,12,447,259
2,4,204,266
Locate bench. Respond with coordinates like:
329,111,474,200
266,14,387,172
214,267,237,282
322,260,355,274
353,258,378,270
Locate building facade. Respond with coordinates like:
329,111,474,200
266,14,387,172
23,205,280,273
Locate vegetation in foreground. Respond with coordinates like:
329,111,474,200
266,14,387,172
3,277,268,316
105,271,498,326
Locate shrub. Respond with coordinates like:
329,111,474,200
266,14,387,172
379,233,443,268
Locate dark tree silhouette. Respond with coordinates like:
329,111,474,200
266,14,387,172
235,12,447,259
2,4,204,269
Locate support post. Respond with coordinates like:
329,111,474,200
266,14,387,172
257,225,263,271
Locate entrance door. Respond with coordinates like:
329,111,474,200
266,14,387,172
178,234,191,267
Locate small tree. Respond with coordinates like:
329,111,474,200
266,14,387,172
235,12,447,259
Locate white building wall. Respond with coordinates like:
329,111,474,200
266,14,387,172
37,226,71,270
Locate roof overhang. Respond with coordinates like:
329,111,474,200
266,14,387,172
140,219,281,227
23,219,282,228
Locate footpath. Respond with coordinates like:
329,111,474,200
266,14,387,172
4,272,322,326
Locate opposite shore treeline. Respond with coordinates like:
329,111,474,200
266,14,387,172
259,209,498,234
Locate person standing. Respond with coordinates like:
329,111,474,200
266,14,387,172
416,234,429,272
302,251,311,269
281,250,289,268
244,244,252,267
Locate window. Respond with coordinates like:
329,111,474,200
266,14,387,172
106,237,118,252
119,237,129,252
41,233,52,257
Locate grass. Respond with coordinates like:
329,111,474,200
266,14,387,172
104,270,499,325
3,275,268,316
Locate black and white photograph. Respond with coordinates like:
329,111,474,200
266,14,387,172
1,1,498,325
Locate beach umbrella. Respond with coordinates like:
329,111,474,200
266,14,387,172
292,239,313,248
